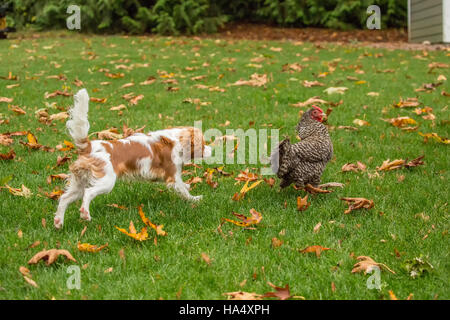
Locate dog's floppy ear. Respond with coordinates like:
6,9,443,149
160,136,174,147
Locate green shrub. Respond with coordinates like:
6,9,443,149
6,0,407,34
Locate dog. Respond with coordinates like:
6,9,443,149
53,89,211,229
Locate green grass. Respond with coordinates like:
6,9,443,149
0,33,448,300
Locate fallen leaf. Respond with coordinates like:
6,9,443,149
290,96,329,108
228,73,268,87
351,255,395,274
9,105,26,115
223,208,262,228
353,119,370,126
5,184,32,198
299,245,331,258
23,275,38,288
0,149,16,160
200,253,212,265
313,222,322,233
389,290,398,300
383,116,417,128
342,162,366,172
0,97,13,103
323,87,348,95
394,97,420,108
296,195,310,211
138,205,167,236
262,282,291,300
115,221,149,241
377,159,405,171
341,197,374,214
28,249,76,265
77,242,108,253
303,80,324,88
44,90,72,99
418,132,450,144
223,291,263,300
271,237,283,248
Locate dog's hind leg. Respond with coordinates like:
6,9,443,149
79,169,116,222
54,176,85,229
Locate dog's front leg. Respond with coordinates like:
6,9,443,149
168,160,202,201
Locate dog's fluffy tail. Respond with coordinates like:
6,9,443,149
67,89,91,153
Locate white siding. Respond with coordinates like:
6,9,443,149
409,0,447,43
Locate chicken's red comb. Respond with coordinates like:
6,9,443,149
312,105,324,113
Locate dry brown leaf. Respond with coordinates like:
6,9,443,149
341,197,374,214
262,282,291,300
0,149,16,160
290,96,329,108
342,162,366,172
271,237,283,248
296,195,310,211
201,253,212,265
313,222,322,233
223,291,263,300
228,73,268,87
45,90,72,99
351,255,395,274
96,128,123,140
9,105,26,115
23,275,38,288
377,159,405,171
28,249,76,265
303,80,324,88
394,97,420,108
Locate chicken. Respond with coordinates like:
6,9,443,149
271,106,333,189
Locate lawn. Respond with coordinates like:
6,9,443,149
0,33,448,300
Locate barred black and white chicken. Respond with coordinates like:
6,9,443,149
271,106,335,189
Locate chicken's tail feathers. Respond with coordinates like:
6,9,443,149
66,89,91,153
270,139,290,176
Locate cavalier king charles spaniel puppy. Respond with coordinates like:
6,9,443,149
54,89,211,229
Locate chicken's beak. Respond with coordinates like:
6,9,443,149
321,112,327,123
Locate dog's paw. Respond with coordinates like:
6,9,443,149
191,195,203,202
54,216,63,229
79,207,91,221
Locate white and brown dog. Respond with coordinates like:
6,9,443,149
54,89,211,229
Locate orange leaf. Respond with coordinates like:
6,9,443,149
299,245,331,258
77,242,108,253
138,205,167,236
296,195,310,211
115,221,148,241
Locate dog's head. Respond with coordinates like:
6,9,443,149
178,127,212,161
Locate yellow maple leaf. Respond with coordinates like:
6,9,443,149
115,221,148,241
138,205,167,236
77,242,108,253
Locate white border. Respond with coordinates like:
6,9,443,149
443,0,450,43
